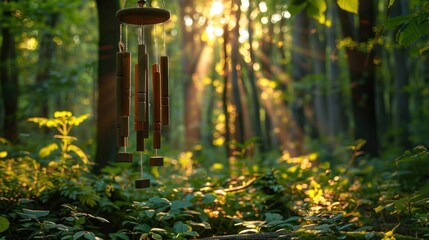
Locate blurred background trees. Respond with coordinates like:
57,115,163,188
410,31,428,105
1,0,429,170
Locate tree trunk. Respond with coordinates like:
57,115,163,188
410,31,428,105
326,1,347,139
94,0,120,173
339,0,378,156
245,1,267,154
290,12,311,155
309,21,328,137
391,0,411,149
179,0,207,149
230,0,244,145
0,5,19,143
222,24,232,158
35,13,59,118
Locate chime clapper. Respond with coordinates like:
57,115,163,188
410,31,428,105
135,152,150,189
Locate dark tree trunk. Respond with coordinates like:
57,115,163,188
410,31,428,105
245,0,267,153
35,13,59,118
230,0,244,145
222,24,232,158
391,0,411,149
339,0,378,156
94,0,120,173
179,0,207,149
326,3,347,138
0,6,19,143
290,12,311,155
309,21,328,138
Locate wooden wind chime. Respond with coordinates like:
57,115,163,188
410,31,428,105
115,0,170,189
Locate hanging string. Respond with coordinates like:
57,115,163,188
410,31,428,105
119,24,124,52
162,23,166,56
154,25,159,63
143,26,146,44
125,24,129,52
140,152,144,178
138,26,143,45
162,0,166,55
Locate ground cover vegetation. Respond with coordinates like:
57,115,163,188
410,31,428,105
0,111,427,239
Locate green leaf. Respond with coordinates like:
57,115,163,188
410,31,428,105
0,216,10,233
202,194,216,204
150,228,167,233
354,226,373,232
151,233,162,240
20,208,50,219
83,232,96,240
264,212,283,222
170,200,193,211
173,221,191,233
109,232,130,240
365,232,375,239
189,221,211,230
397,19,421,46
73,231,86,240
383,15,411,29
181,231,199,237
388,0,395,8
374,205,385,213
94,216,109,223
288,1,308,16
239,229,259,234
307,0,327,23
134,223,151,233
39,143,59,158
284,216,301,222
43,221,58,229
338,223,354,230
337,0,358,14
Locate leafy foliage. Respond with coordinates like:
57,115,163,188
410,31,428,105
2,115,426,239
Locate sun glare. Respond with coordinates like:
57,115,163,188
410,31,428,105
210,0,224,16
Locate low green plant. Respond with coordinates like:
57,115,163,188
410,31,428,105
28,111,90,173
115,197,210,239
15,204,108,239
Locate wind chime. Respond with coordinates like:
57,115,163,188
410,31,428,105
115,0,170,189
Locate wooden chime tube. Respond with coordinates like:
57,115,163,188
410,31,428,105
121,52,131,138
152,64,161,149
137,45,146,123
160,56,169,126
116,52,125,147
144,51,150,138
134,64,145,151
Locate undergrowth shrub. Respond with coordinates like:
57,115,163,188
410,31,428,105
0,111,427,239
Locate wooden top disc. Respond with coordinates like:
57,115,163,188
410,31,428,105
116,7,170,25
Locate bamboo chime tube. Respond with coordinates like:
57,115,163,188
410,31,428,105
137,45,146,123
116,50,133,163
134,64,145,151
160,56,169,126
144,51,150,138
116,52,125,147
152,64,161,149
121,52,131,138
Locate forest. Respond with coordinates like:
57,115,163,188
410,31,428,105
1,0,429,239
